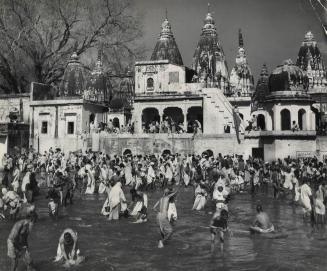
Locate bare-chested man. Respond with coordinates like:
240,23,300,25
7,211,37,271
250,205,274,233
153,188,179,248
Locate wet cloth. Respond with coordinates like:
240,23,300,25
300,183,312,213
251,224,275,233
168,202,177,222
157,212,173,240
107,182,126,220
192,185,207,211
85,171,95,194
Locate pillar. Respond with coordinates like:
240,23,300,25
183,108,188,132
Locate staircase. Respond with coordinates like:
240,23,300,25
201,88,245,135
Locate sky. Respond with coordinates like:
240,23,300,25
135,0,327,82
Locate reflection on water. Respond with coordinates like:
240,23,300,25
1,187,327,271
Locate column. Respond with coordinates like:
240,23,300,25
183,108,188,132
158,108,164,133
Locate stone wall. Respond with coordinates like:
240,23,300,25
91,133,246,157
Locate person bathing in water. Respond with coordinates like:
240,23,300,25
210,209,231,252
54,228,85,268
153,188,179,248
250,204,274,233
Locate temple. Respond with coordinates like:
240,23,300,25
1,8,327,167
192,7,229,92
229,29,254,97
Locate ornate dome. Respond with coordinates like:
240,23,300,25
269,59,309,92
150,17,183,66
192,8,229,91
60,52,87,97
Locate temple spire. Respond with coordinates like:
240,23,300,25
150,14,183,65
165,8,168,20
239,29,244,48
208,3,210,13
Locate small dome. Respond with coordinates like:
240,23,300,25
269,59,308,92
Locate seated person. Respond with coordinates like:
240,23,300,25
54,228,85,267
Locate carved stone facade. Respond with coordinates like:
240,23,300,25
229,30,254,97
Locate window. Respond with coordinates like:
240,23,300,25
67,121,75,135
41,121,48,134
147,78,154,90
169,72,179,83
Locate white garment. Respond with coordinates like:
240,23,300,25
300,183,312,212
85,171,95,194
168,202,177,222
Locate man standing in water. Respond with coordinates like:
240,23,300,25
7,211,37,271
250,205,274,233
153,188,179,248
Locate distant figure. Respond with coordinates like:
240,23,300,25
292,121,299,132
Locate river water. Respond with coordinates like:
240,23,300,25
1,187,327,271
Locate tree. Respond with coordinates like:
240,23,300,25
0,0,144,94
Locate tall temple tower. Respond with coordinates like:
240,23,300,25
296,31,327,94
150,14,183,66
192,5,229,92
229,29,254,97
252,63,269,111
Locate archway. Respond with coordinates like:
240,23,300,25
202,149,214,157
187,106,203,133
298,109,306,130
269,110,274,130
281,109,291,130
89,113,95,123
257,114,266,130
142,108,160,132
147,78,154,90
162,149,171,157
163,107,184,133
113,117,120,128
123,149,132,156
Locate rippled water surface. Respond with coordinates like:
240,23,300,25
1,187,327,271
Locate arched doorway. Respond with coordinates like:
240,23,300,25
281,109,291,130
163,107,184,133
257,114,266,130
142,108,160,132
162,149,171,157
202,149,214,157
123,149,132,156
187,106,203,133
113,117,120,128
298,109,306,130
89,113,95,123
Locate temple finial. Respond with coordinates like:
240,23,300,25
208,3,210,13
165,8,168,20
239,29,244,48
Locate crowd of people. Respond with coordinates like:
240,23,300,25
1,147,327,270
